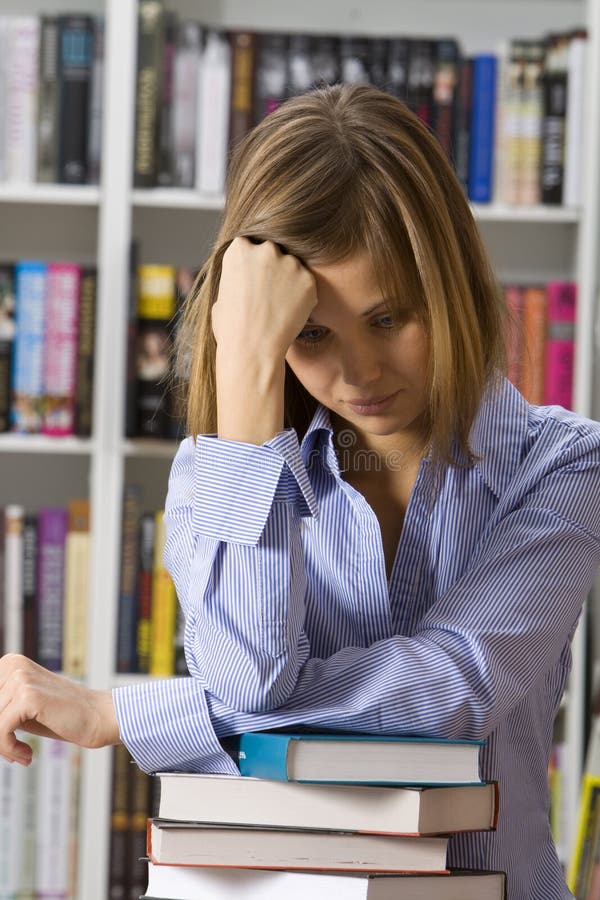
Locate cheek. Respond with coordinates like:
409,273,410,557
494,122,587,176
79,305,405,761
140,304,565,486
285,349,335,397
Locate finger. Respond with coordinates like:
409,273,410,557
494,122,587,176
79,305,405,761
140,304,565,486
0,698,34,764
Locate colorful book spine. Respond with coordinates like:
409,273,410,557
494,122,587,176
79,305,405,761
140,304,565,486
11,261,47,435
43,262,81,436
518,40,544,206
136,511,155,674
149,510,177,676
74,267,96,437
4,505,24,655
57,15,94,183
133,0,165,187
520,285,547,406
62,498,91,679
4,17,40,183
0,264,15,433
36,507,68,671
544,280,576,409
468,54,497,203
117,485,141,673
135,264,176,438
36,15,59,183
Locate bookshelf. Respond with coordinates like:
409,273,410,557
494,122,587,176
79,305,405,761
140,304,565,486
0,0,599,896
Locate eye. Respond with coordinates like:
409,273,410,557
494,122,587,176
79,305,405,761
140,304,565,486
372,313,396,328
296,326,328,346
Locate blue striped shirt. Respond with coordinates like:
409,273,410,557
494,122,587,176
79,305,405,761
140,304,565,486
114,376,600,899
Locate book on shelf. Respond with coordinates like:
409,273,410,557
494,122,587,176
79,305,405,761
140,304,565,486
149,509,177,676
133,0,165,188
0,264,14,433
36,506,68,671
109,745,155,900
56,15,94,184
147,819,450,873
235,730,484,785
117,484,142,674
43,262,81,436
135,263,176,439
142,861,506,900
11,260,46,434
3,504,24,655
153,771,498,835
62,498,91,679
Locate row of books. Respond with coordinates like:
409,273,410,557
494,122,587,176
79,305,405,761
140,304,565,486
0,262,96,436
0,737,81,897
109,744,155,900
136,730,505,899
0,501,90,676
505,279,577,409
116,490,187,677
133,0,585,207
0,14,104,186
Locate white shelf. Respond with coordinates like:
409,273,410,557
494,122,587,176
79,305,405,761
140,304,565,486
0,183,100,206
123,438,179,458
472,203,580,223
0,434,95,454
132,188,225,210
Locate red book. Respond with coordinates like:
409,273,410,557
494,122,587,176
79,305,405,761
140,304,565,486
544,280,576,409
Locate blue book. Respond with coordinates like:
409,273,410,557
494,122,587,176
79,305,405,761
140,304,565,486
237,731,485,786
468,54,497,203
11,260,47,433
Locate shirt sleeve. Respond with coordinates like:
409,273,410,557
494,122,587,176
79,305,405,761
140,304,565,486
163,431,317,713
202,445,600,742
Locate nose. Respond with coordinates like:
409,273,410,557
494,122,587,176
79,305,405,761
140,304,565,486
339,339,383,389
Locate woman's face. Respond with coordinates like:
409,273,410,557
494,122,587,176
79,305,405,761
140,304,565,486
285,250,431,451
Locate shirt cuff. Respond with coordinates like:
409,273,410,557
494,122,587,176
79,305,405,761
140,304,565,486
112,677,240,775
192,428,318,546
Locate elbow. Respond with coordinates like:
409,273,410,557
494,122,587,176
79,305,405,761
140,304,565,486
205,655,300,713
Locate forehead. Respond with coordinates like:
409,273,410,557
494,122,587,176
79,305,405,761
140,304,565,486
308,250,382,306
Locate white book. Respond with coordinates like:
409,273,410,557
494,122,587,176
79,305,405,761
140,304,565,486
4,504,24,654
4,16,40,183
563,34,586,208
172,22,202,188
197,30,231,195
35,739,76,897
0,752,26,895
143,861,507,900
0,18,9,182
20,735,40,897
491,40,510,205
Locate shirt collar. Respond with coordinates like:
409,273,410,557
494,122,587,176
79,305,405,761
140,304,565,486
299,376,528,497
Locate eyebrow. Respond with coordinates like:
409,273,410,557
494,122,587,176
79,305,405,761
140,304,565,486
306,299,389,325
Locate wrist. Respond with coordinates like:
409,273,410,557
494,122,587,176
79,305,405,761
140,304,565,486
90,689,121,748
216,353,286,444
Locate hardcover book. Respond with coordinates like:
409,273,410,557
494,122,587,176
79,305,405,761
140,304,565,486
57,15,94,184
43,262,81,436
236,731,484,786
11,261,47,434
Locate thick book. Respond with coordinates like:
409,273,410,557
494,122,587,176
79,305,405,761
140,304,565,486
36,15,60,183
153,771,498,835
142,861,506,900
43,262,81,436
468,54,497,203
544,280,576,409
36,507,68,671
133,0,165,187
135,264,176,438
73,267,96,437
171,21,201,188
236,731,484,786
0,264,15,433
11,261,47,434
147,819,450,873
62,498,91,679
56,15,94,184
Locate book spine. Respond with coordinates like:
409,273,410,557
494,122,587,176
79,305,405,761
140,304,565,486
519,40,545,206
57,15,94,184
133,0,165,188
117,485,141,673
67,746,82,899
22,514,38,663
74,267,96,437
0,20,8,182
432,38,460,161
0,508,4,653
254,33,289,124
498,40,525,205
0,753,27,894
454,57,472,194
228,31,256,153
171,21,202,188
520,285,547,405
135,264,176,438
108,744,132,900
544,280,576,409
563,33,586,208
86,17,105,185
406,39,435,129
286,34,314,99
237,731,292,781
541,34,569,205
198,30,232,195
156,13,177,187
136,511,155,674
468,54,497,203
19,735,39,899
4,504,24,655
504,284,524,391
43,262,81,436
35,740,74,897
4,17,40,183
124,241,140,438
62,498,91,679
128,761,152,899
11,261,47,435
36,507,68,671
36,15,60,184
0,265,15,433
149,510,177,676
386,37,409,102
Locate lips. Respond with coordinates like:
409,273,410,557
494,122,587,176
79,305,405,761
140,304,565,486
346,390,400,415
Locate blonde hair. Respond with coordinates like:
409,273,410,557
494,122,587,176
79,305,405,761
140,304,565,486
176,82,507,466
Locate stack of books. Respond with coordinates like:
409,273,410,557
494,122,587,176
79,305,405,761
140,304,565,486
140,731,506,899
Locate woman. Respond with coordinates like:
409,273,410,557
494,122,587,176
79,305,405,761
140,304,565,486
1,84,599,899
